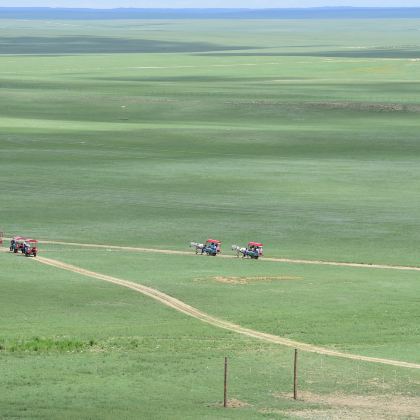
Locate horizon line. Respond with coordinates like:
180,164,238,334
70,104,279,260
2,6,420,10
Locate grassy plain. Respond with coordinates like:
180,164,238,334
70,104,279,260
1,250,420,418
1,19,420,264
44,246,420,363
1,17,420,418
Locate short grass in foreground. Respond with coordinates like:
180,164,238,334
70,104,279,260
1,251,420,419
39,244,420,364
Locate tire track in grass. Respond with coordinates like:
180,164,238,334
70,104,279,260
40,240,420,273
27,253,420,370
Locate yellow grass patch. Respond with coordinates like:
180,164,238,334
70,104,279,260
213,275,302,285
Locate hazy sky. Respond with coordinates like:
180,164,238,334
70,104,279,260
3,0,420,8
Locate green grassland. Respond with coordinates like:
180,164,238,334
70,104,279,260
44,246,420,364
1,250,420,419
2,19,420,264
1,17,420,418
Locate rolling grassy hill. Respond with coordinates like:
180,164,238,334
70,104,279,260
1,16,420,418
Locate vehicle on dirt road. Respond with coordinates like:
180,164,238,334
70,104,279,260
23,239,38,257
248,242,263,257
191,239,221,256
10,237,26,253
232,242,263,259
9,236,39,257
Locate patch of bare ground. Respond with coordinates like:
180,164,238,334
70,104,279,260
213,275,301,285
208,399,251,409
226,398,252,408
275,392,420,419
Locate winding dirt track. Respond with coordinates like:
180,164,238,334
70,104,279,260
30,253,420,370
3,240,420,369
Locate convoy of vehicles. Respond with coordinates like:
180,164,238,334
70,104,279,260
6,234,263,261
191,239,263,259
9,237,38,257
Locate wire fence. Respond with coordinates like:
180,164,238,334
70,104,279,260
219,348,420,416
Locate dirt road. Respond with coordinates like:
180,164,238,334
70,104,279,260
32,253,420,370
40,239,420,273
3,241,419,369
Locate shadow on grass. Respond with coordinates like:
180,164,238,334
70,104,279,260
90,75,297,83
0,35,254,55
197,47,420,59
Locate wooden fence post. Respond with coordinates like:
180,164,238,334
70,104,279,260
293,349,298,400
224,357,228,408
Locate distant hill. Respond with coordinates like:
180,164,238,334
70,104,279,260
1,7,420,20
